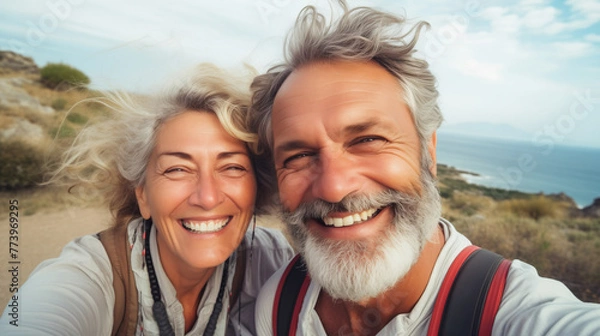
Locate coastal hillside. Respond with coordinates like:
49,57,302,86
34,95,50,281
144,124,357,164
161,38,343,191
1,51,598,303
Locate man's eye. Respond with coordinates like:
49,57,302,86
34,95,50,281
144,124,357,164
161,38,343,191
283,152,314,169
353,136,385,145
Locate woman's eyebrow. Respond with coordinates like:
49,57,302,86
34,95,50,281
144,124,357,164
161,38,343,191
158,152,192,160
217,151,250,160
158,151,250,160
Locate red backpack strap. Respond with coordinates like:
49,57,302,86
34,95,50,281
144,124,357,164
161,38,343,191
479,258,511,335
273,254,311,336
428,246,511,336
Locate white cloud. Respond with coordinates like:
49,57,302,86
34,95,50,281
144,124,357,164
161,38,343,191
519,0,551,6
550,41,594,58
522,6,559,28
509,0,599,34
454,58,503,81
585,33,600,42
480,6,522,34
567,0,600,22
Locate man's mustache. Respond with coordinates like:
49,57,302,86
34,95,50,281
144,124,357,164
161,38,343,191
283,189,421,224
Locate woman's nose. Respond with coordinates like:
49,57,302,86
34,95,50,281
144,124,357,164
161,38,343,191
187,173,225,209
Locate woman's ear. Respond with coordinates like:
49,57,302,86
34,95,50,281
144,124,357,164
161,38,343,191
135,184,151,219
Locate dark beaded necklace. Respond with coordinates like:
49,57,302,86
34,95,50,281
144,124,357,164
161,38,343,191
143,219,229,336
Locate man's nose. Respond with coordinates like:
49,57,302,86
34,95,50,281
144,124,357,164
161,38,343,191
310,151,360,204
188,173,225,209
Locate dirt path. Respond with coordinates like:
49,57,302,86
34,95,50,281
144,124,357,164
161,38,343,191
0,207,112,307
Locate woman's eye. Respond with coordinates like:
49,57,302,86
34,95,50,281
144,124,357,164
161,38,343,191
163,167,190,176
221,164,250,177
226,165,246,171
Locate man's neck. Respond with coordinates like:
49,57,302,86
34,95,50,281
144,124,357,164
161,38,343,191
315,225,445,336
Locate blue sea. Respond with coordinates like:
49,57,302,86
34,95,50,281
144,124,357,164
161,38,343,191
436,133,600,208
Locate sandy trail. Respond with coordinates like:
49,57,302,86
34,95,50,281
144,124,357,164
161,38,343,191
0,207,112,308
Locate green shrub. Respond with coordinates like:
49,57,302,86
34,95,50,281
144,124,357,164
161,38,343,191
40,63,90,90
66,112,88,125
0,141,45,190
51,98,68,110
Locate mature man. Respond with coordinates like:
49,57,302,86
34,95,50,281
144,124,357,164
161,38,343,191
250,2,600,335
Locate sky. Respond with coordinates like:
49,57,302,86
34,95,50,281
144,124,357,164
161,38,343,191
1,0,599,148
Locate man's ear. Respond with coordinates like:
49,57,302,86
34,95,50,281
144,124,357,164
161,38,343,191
135,184,151,219
428,132,437,177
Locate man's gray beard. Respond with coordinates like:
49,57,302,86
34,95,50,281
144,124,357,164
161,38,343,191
279,169,442,302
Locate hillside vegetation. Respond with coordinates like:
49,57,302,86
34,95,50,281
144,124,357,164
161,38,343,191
0,52,109,190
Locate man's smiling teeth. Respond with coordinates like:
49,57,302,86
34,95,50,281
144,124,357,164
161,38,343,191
182,218,229,233
323,208,378,227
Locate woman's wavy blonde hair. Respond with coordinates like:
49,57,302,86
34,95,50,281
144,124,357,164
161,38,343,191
48,63,268,228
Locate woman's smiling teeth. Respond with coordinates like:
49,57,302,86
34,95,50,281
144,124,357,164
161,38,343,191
181,218,230,233
322,208,380,227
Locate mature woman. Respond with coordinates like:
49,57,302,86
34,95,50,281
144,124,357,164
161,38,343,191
0,64,294,335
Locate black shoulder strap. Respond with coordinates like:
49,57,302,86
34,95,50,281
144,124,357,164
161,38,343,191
430,246,512,336
274,254,309,336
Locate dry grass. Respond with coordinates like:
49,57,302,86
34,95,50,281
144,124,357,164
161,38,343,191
498,196,561,220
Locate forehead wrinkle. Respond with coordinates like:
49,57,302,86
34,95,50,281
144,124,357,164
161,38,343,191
274,73,398,111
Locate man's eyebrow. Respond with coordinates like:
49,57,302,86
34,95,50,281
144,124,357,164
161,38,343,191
274,119,393,156
340,120,379,136
275,140,311,156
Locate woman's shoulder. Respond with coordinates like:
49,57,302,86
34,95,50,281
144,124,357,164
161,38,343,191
25,233,114,297
249,226,292,251
0,233,115,334
40,233,112,274
243,226,294,281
